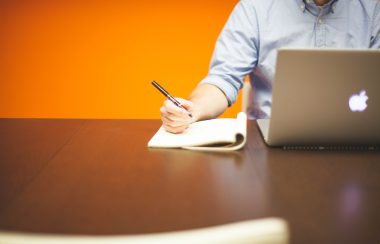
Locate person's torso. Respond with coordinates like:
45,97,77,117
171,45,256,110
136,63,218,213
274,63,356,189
248,0,376,119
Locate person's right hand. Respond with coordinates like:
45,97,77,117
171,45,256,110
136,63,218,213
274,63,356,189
160,98,196,134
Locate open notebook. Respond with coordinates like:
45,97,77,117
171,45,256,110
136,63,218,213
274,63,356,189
148,112,247,151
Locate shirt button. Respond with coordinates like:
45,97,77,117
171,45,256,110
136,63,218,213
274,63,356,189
318,19,323,24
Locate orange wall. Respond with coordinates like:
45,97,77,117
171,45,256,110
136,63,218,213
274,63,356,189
0,0,241,119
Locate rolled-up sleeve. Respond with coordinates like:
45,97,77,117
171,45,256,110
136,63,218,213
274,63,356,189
200,0,259,105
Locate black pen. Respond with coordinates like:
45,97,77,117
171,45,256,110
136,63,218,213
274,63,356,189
151,80,193,118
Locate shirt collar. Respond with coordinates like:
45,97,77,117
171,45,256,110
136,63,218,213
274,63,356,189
298,0,339,15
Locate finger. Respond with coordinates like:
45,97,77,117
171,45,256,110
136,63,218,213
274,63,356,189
161,116,189,128
164,100,184,114
173,98,195,119
163,123,189,134
161,107,192,124
160,106,190,124
164,99,193,118
174,98,194,112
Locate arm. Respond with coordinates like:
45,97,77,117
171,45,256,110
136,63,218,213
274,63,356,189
188,83,229,121
161,0,259,133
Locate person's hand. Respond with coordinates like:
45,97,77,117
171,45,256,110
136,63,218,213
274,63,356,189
160,98,195,134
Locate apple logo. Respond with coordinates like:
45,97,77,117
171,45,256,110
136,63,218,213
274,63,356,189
349,90,368,112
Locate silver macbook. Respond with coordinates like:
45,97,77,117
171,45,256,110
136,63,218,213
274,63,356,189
257,48,380,150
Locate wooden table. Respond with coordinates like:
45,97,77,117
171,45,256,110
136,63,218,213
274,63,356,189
0,119,379,244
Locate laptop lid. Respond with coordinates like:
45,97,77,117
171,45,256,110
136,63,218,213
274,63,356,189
258,48,380,148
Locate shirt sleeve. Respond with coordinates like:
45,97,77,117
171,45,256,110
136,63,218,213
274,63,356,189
199,0,259,106
370,2,380,49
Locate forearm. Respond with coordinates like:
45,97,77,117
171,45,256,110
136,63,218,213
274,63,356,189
188,83,229,122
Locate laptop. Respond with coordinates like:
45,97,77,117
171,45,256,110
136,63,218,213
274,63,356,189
257,48,380,150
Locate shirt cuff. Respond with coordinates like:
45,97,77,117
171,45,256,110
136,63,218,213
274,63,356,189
199,76,239,107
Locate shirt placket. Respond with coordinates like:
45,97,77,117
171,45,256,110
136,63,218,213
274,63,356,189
315,8,326,47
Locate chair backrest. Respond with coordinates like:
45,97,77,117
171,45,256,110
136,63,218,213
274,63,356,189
0,218,289,244
242,81,252,113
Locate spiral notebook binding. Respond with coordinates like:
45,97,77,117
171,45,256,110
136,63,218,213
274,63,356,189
283,145,380,151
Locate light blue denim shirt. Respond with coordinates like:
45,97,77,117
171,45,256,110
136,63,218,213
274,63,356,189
200,0,380,119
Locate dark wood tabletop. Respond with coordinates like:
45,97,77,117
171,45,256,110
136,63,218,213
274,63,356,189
0,119,379,244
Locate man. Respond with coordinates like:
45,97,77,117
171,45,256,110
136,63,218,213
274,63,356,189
160,0,380,133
